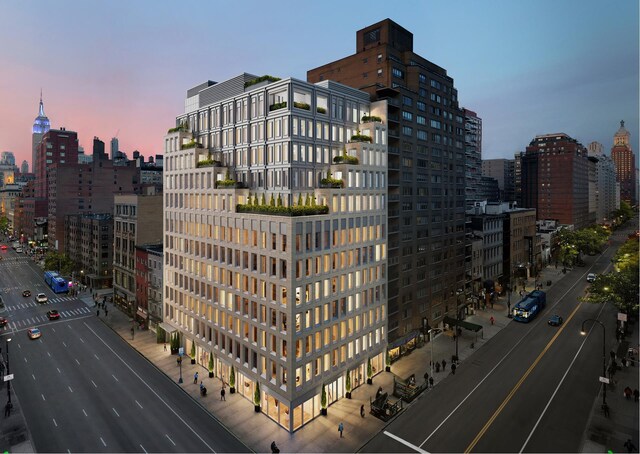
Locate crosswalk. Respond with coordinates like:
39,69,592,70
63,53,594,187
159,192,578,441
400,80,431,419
3,296,78,310
4,306,93,329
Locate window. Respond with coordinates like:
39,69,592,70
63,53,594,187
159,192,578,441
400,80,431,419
416,115,426,125
402,111,413,121
402,96,413,107
419,74,427,84
430,79,441,90
417,130,428,141
377,68,383,77
430,93,441,104
392,67,404,79
417,101,426,112
377,54,383,63
402,126,413,137
430,120,441,129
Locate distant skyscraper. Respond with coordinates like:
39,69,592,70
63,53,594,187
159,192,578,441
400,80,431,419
110,137,119,160
36,128,79,199
482,158,516,202
1,152,15,166
93,137,107,160
32,92,50,177
464,108,482,208
20,160,29,174
521,133,590,228
610,120,636,206
587,141,618,224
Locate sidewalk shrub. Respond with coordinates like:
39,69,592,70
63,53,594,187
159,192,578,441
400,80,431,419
230,366,236,393
345,371,352,399
320,384,327,415
254,382,261,412
367,358,373,384
190,342,196,364
170,333,180,354
208,352,214,378
156,326,166,344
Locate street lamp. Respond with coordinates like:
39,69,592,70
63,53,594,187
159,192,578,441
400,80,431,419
6,337,11,404
580,319,607,409
428,328,444,378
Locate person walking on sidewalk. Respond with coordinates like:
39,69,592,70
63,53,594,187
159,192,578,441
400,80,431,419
194,371,199,384
624,438,636,453
441,359,447,371
338,422,344,438
360,404,365,418
490,316,495,325
220,387,226,400
451,363,457,375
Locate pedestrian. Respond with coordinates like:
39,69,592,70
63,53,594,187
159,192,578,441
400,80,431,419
490,316,495,325
131,327,135,339
376,386,382,399
603,403,610,417
164,343,167,352
200,381,204,392
270,441,280,453
4,402,12,417
429,377,434,388
451,363,457,375
622,357,628,367
360,404,365,418
97,309,100,317
624,439,637,453
634,389,639,402
338,422,344,438
423,371,429,382
624,386,632,399
194,372,199,384
442,359,446,371
105,308,108,316
220,387,226,401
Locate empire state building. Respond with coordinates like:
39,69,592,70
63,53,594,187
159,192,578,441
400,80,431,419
32,92,50,176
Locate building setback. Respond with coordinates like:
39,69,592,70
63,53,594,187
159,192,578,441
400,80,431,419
164,74,388,431
521,133,590,229
307,18,466,349
610,120,637,206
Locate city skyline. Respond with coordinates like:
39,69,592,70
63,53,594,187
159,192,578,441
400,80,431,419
0,0,637,168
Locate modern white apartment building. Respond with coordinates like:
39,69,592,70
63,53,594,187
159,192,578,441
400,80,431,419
163,73,388,431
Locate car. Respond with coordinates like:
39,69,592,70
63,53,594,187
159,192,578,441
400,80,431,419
0,245,6,250
548,315,564,326
27,327,42,339
46,310,60,320
35,293,48,303
0,316,8,328
22,290,31,297
586,273,597,283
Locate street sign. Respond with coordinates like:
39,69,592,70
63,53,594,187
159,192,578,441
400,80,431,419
599,376,610,384
618,313,627,322
179,347,184,356
3,374,13,382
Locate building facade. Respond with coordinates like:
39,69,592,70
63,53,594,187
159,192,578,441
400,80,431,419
587,142,618,224
464,108,482,208
307,18,466,346
113,188,163,319
482,158,516,203
36,128,79,199
135,244,163,332
521,133,590,229
610,120,637,206
65,213,114,289
164,74,388,431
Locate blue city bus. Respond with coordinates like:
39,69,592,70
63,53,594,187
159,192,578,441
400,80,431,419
44,271,69,294
513,290,546,323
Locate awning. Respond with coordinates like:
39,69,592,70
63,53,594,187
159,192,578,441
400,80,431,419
158,322,178,334
387,330,420,349
443,316,483,333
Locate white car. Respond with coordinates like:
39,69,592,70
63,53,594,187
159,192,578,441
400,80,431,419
586,273,597,283
36,293,48,303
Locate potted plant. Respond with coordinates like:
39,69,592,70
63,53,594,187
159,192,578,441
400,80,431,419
229,366,236,394
385,350,391,372
345,371,352,399
190,342,196,364
320,384,327,415
367,358,373,385
170,333,180,355
254,382,261,412
208,352,214,378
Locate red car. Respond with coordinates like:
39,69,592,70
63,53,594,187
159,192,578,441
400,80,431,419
47,310,60,320
0,316,8,328
0,245,6,250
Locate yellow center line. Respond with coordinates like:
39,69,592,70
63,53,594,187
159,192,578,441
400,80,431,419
464,299,585,453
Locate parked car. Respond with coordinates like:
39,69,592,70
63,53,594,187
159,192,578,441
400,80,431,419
586,273,597,283
27,327,42,339
46,310,60,320
36,293,48,303
0,316,8,328
22,290,31,297
548,315,564,326
0,245,6,250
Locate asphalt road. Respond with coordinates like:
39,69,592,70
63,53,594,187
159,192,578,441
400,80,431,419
1,249,250,453
362,227,631,453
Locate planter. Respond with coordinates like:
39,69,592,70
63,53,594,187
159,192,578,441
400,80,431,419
208,371,214,378
385,366,391,372
367,378,373,385
346,392,351,399
230,387,236,394
190,358,196,365
171,348,179,355
254,405,261,413
321,408,327,416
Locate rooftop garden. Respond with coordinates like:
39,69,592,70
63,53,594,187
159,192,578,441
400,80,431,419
181,140,202,150
350,130,372,143
333,155,359,165
167,122,189,134
317,106,327,114
361,115,382,123
237,193,329,217
269,101,287,112
320,171,344,188
293,101,310,110
244,75,281,89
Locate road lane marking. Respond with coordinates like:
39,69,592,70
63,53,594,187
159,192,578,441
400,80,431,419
83,409,87,417
464,299,585,453
140,444,148,453
41,394,45,401
52,327,56,332
32,374,35,380
136,400,143,409
53,418,57,427
518,302,607,453
166,434,176,446
112,374,119,382
85,322,219,453
47,352,51,357
68,386,73,393
94,354,100,360
100,437,107,447
75,359,80,365
384,431,428,453
113,408,120,417
23,357,27,363
79,337,85,343
62,342,67,347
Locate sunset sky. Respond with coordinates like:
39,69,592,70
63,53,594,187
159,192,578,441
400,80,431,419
0,0,637,169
